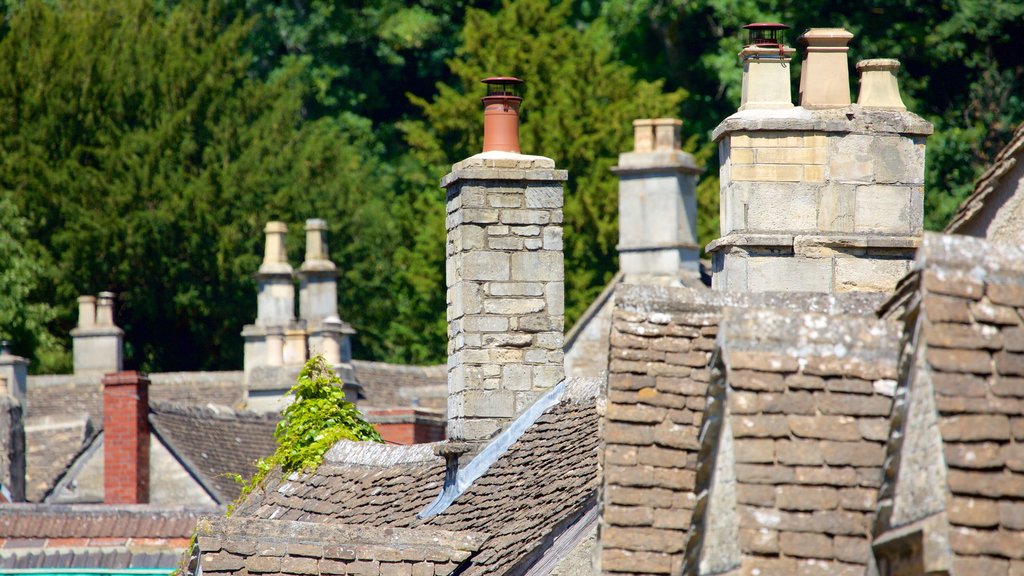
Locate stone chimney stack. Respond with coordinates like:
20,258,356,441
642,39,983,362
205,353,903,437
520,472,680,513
0,342,26,502
613,118,703,279
102,371,150,504
708,25,932,294
299,219,353,363
443,76,567,444
71,293,124,376
243,221,297,371
798,28,854,108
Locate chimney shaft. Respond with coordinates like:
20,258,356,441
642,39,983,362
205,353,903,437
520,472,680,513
443,80,568,443
0,342,29,406
481,77,524,154
71,294,123,376
798,28,854,108
613,118,703,278
299,218,339,326
102,371,150,504
0,395,25,502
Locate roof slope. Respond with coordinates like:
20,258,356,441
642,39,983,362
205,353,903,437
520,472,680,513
202,378,602,576
24,416,94,502
149,403,278,503
874,232,1024,574
600,284,886,574
351,360,447,411
946,122,1024,238
682,307,901,576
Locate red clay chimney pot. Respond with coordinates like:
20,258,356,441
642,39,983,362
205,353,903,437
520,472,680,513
481,77,524,153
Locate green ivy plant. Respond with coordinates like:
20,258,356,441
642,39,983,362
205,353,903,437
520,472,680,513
229,355,382,512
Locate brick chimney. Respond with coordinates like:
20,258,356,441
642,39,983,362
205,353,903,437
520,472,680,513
613,118,703,279
443,76,567,443
708,25,932,294
243,221,297,371
103,371,150,504
71,293,123,376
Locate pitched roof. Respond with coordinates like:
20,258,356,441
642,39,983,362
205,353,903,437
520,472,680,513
600,284,886,573
873,232,1024,573
351,360,447,411
0,504,210,570
149,403,278,503
946,122,1024,236
683,307,901,575
198,377,602,576
24,416,95,502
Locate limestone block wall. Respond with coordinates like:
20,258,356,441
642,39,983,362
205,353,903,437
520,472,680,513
443,154,568,443
709,108,932,294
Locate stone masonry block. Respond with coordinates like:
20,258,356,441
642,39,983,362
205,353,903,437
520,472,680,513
459,251,510,281
854,185,921,233
755,147,825,165
747,255,833,292
483,298,546,315
511,251,563,281
731,164,804,182
525,186,563,208
834,256,910,293
511,225,540,236
463,390,514,418
817,185,856,232
487,194,522,208
462,315,509,333
871,135,925,184
502,364,532,391
488,236,524,250
500,209,550,225
448,283,482,319
744,185,818,231
829,134,875,184
487,282,543,296
545,282,565,315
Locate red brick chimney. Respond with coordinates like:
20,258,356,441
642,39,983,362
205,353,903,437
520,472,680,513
102,371,150,504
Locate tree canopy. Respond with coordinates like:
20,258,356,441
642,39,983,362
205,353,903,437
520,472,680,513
0,0,1021,372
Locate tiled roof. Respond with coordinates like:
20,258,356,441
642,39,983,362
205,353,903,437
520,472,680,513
351,360,447,411
149,403,278,503
0,504,210,570
946,122,1024,235
24,416,94,502
600,284,886,573
874,233,1024,573
683,307,901,575
201,378,602,576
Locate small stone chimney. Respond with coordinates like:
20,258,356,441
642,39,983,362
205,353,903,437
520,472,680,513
243,221,298,371
443,76,567,443
299,219,353,364
708,25,932,294
739,23,796,111
0,341,28,405
798,28,854,108
613,118,703,279
71,293,123,376
102,371,150,504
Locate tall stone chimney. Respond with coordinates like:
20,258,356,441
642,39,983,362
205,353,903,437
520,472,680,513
443,76,567,443
299,219,354,363
708,25,932,293
613,118,703,279
0,343,26,502
243,221,298,371
71,293,123,376
102,371,150,504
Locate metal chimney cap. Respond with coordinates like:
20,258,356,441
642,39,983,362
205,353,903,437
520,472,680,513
743,22,789,30
481,76,524,84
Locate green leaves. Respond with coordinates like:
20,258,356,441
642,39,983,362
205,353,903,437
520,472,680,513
230,356,381,511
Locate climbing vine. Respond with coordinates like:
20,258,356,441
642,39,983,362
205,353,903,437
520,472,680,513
229,355,382,511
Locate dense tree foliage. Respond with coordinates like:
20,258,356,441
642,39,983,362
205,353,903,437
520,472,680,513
0,0,1021,372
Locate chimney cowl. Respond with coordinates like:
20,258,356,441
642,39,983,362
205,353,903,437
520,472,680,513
738,24,796,111
480,77,524,154
742,22,789,49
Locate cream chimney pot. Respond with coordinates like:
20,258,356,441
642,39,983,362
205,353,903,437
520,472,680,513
654,118,683,151
260,221,290,274
77,296,97,328
798,28,854,108
95,292,115,326
303,219,329,263
739,45,797,111
857,59,907,110
633,119,655,153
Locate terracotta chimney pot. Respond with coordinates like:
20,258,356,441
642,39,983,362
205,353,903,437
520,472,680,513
480,77,524,153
